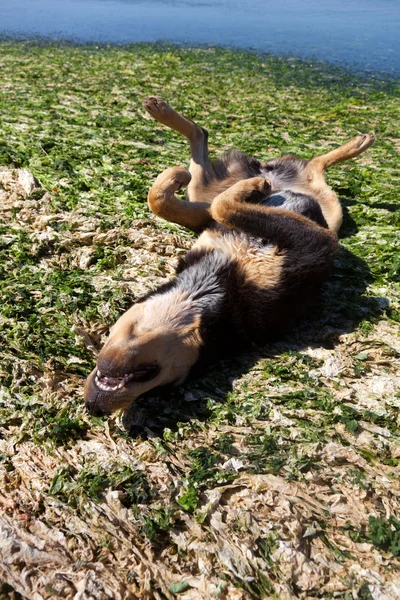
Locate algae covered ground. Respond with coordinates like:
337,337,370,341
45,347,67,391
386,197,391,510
0,41,399,599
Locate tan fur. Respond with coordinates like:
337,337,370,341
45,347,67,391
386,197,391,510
143,96,197,140
144,96,217,205
304,134,374,232
304,173,343,233
188,174,246,204
191,178,286,290
193,228,285,289
310,133,374,169
241,250,285,289
109,288,200,340
141,289,200,331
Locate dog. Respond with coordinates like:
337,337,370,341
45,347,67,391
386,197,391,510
84,97,374,416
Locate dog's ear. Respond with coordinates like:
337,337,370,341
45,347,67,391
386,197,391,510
176,316,202,343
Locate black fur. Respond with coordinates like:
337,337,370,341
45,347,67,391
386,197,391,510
260,155,308,184
212,149,262,180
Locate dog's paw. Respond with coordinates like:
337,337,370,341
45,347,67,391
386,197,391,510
354,133,375,150
172,166,192,190
143,97,175,123
153,166,191,194
243,177,271,203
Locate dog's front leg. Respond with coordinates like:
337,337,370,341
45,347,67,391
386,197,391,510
211,177,338,255
148,166,212,232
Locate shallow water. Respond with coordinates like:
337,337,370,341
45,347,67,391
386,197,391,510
1,0,399,74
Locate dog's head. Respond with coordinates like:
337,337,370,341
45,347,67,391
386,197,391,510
84,289,202,416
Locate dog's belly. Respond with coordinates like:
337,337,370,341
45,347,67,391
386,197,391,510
261,190,328,228
192,229,285,290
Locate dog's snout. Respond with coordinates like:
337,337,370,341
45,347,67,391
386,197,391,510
97,342,136,378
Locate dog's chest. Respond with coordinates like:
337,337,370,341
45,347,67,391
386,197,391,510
193,228,271,258
193,229,285,290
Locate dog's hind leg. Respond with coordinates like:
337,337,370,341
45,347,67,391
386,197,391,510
143,97,216,203
147,166,212,232
309,133,375,170
144,97,260,206
303,133,375,234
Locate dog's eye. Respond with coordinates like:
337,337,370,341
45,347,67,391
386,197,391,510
132,363,160,382
263,164,274,171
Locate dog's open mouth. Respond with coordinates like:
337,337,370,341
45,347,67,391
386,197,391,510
94,365,160,393
95,371,135,392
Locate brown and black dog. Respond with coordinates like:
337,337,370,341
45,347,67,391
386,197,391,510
84,97,374,416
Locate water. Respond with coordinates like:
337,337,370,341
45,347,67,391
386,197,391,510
1,0,399,74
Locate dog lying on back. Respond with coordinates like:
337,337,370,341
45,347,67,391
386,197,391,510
84,97,374,416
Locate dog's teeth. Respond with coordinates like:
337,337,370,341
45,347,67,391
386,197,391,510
95,375,127,392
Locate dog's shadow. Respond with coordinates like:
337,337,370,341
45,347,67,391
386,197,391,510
122,214,388,439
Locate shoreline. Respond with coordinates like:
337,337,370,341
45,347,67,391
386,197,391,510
1,38,399,86
2,0,399,75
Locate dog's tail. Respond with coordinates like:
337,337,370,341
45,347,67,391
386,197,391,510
305,133,374,233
